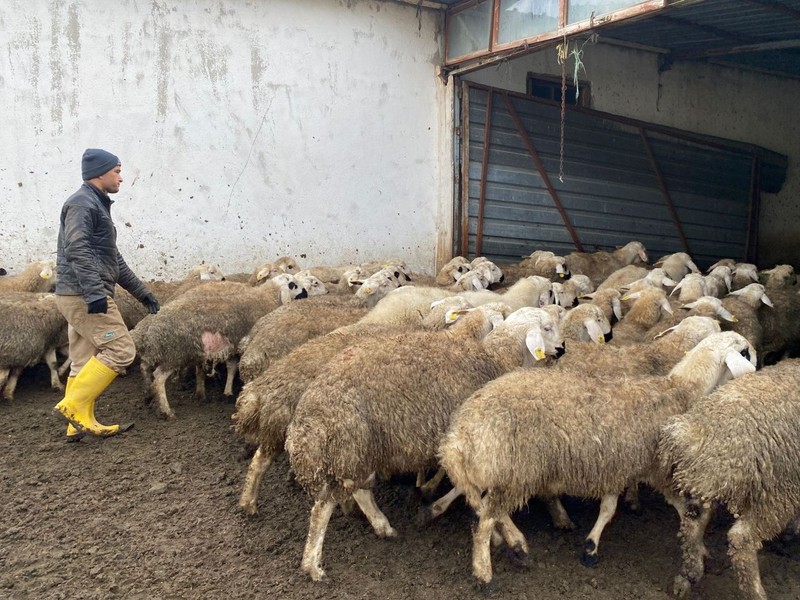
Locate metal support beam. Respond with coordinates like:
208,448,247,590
475,90,494,257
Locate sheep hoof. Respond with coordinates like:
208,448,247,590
581,540,599,568
161,410,177,420
504,543,529,568
673,575,691,598
239,501,258,516
415,506,433,528
473,579,496,597
303,564,327,582
338,497,355,516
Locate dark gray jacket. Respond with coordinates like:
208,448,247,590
55,182,149,304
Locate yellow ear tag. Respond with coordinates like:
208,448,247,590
597,335,605,344
731,316,739,323
534,348,546,360
445,310,461,324
40,273,51,280
621,294,631,301
363,287,373,294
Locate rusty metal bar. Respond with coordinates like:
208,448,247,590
745,155,760,262
640,129,691,255
475,90,494,257
501,91,584,252
460,80,472,257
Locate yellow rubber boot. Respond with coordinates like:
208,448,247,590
63,376,84,442
54,356,132,437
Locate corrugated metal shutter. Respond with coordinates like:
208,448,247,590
458,82,786,269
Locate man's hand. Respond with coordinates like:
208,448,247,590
87,297,108,314
142,292,160,314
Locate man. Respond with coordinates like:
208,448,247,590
54,148,160,440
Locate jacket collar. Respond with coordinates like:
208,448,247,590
83,182,114,209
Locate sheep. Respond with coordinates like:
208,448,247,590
596,265,649,291
237,268,402,383
435,257,472,286
114,264,226,329
356,275,553,329
756,280,800,365
703,265,732,298
619,268,678,294
439,331,756,585
249,255,301,285
761,264,796,288
580,288,625,325
469,257,505,286
451,268,491,292
556,316,722,377
732,262,759,291
285,305,566,581
611,287,674,345
500,252,569,286
132,275,308,419
233,295,481,516
0,260,56,293
654,252,700,282
707,258,736,272
660,359,800,600
560,302,612,344
565,241,648,288
0,293,68,400
670,273,708,303
643,295,736,341
719,283,773,362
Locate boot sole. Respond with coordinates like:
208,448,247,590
54,408,134,438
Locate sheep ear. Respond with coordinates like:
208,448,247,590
621,291,641,301
445,308,470,324
729,287,744,296
472,277,484,291
611,297,624,321
687,260,700,273
39,268,51,280
489,314,505,328
660,297,674,315
583,318,605,344
761,293,774,308
725,350,756,378
662,276,678,287
670,279,685,296
654,324,678,339
717,306,738,323
683,300,699,310
525,327,547,361
430,298,447,309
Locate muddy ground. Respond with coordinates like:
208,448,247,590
2,364,800,600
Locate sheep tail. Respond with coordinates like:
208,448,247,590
286,418,329,496
231,385,262,444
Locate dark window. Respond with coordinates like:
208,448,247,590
526,73,591,108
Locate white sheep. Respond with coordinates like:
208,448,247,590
761,264,796,288
720,283,773,362
285,305,565,581
670,273,708,303
732,262,759,291
620,268,678,294
660,359,800,600
596,265,649,291
0,260,56,293
703,265,732,298
439,331,756,585
611,287,674,345
132,275,308,419
580,288,625,325
565,241,648,287
560,302,612,344
654,252,700,282
249,255,301,285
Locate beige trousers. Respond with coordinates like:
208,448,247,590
56,295,136,375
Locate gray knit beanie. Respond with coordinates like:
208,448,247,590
82,148,120,180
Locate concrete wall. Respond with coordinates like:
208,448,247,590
0,0,449,279
464,42,800,268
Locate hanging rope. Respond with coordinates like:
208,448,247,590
557,34,568,183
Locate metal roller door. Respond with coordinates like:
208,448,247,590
457,82,787,268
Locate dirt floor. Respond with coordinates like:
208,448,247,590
2,364,800,600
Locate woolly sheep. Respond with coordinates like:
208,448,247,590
719,283,773,362
620,268,678,294
654,252,700,282
660,359,800,600
761,264,796,288
644,295,735,341
596,265,649,291
132,275,308,419
565,241,648,287
670,273,708,303
580,288,625,326
731,262,759,291
434,257,472,286
285,305,565,581
249,256,301,285
233,296,477,515
756,280,800,365
611,287,673,345
237,269,401,383
703,265,732,298
556,316,721,377
439,331,756,585
0,260,56,293
560,302,612,344
0,293,68,400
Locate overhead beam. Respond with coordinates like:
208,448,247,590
673,38,800,60
741,0,800,21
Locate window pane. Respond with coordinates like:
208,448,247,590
567,0,642,24
447,1,493,60
498,0,559,45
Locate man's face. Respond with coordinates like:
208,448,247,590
97,165,123,194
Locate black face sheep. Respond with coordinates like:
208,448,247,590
438,331,756,585
284,305,564,581
660,359,800,600
565,240,648,288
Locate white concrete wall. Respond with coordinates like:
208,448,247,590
0,0,449,279
464,42,800,268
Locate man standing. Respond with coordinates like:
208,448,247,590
54,148,160,440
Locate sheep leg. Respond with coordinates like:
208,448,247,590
139,361,154,392
495,513,528,559
581,493,618,567
673,499,712,599
2,368,21,401
472,505,497,585
301,494,337,582
44,347,64,391
352,488,397,538
0,368,8,396
418,468,446,499
194,366,206,400
430,486,463,519
57,353,72,377
151,366,176,419
238,446,273,515
623,480,641,513
223,358,238,396
543,495,575,530
728,518,768,600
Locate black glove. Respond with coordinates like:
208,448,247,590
87,297,108,314
142,292,160,314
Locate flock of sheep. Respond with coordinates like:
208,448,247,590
2,241,800,600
